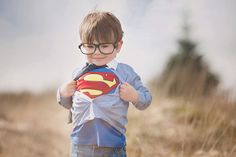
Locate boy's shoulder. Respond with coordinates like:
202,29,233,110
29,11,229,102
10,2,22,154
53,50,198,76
116,62,141,83
117,62,136,73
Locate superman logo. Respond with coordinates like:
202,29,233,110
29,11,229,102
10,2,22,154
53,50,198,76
76,68,119,99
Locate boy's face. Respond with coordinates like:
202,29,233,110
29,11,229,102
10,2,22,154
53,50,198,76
85,41,123,66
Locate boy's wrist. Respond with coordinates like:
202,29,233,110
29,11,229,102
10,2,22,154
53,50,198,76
131,90,139,103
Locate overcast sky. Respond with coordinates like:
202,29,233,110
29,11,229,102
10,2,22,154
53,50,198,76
0,0,235,95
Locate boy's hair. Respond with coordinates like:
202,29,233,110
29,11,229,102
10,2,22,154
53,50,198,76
79,11,123,44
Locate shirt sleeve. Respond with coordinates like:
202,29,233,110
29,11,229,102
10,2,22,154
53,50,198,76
127,67,152,110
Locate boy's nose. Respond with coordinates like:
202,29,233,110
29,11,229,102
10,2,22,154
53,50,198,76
94,48,101,55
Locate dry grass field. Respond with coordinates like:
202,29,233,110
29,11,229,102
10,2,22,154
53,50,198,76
0,91,71,157
126,94,236,157
0,90,235,157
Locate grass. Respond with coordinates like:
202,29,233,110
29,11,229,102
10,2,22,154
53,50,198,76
125,90,236,157
171,96,236,156
0,91,70,157
0,90,235,157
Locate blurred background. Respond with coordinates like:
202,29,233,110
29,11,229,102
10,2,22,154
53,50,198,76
0,0,235,157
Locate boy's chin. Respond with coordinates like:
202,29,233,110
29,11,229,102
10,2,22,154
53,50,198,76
91,61,108,66
93,63,106,66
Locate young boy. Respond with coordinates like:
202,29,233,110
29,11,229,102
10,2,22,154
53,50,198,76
57,11,152,157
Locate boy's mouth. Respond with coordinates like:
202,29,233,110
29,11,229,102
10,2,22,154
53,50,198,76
91,57,106,60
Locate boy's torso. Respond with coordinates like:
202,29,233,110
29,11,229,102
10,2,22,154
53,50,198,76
71,62,131,147
71,62,131,134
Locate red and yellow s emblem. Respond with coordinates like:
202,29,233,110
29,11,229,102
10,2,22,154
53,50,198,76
76,68,119,99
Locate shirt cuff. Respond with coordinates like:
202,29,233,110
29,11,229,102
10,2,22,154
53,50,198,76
132,91,151,110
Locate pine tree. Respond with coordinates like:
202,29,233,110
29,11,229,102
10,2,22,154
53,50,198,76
154,20,219,98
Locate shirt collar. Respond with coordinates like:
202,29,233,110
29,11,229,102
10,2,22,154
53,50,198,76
85,60,118,70
106,59,118,70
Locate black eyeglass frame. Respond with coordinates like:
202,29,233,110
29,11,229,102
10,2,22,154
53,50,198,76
78,43,117,55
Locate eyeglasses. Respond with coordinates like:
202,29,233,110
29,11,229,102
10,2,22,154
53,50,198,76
78,43,117,55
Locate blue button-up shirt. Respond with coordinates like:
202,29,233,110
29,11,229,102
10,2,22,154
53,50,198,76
71,118,126,147
57,60,152,147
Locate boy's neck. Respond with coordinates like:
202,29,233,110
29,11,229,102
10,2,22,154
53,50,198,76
86,59,118,70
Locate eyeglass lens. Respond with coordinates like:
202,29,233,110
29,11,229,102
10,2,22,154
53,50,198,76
79,43,115,54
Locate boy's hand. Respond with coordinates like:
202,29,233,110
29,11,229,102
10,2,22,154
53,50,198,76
59,80,77,98
119,82,139,103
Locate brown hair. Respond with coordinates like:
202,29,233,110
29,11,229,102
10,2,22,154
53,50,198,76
79,11,123,44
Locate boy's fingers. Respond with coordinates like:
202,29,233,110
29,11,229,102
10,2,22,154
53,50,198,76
68,81,76,87
70,80,76,84
69,82,76,87
120,86,127,91
120,84,125,88
124,82,130,86
121,82,128,86
121,83,129,88
120,88,128,94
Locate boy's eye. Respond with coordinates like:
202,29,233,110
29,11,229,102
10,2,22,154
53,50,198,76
101,45,109,48
84,44,95,49
100,44,112,48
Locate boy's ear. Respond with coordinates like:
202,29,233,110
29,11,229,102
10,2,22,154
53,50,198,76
116,40,123,53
